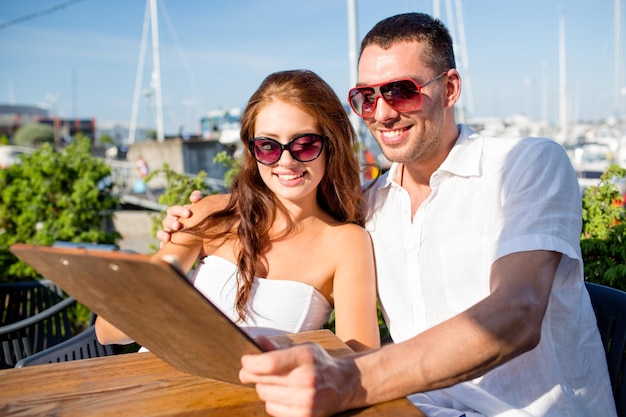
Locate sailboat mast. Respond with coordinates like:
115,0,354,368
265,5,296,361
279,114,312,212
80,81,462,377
150,0,165,142
128,1,150,145
615,0,622,118
454,0,473,120
559,11,568,143
346,0,361,147
433,0,441,19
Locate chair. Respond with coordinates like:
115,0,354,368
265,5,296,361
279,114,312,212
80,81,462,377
585,282,626,417
0,280,76,369
1,242,127,369
15,325,114,367
0,279,66,326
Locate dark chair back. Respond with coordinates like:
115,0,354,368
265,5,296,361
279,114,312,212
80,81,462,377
0,281,75,368
586,282,626,417
0,280,64,326
15,326,114,367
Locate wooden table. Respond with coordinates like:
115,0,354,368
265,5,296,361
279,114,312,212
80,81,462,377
0,330,424,416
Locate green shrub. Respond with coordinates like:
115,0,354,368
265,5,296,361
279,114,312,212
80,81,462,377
581,164,626,291
0,137,120,282
213,150,242,188
12,123,55,147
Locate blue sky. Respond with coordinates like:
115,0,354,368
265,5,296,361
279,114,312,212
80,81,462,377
0,0,623,136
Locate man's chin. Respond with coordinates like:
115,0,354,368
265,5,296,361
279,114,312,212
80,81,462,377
378,148,406,164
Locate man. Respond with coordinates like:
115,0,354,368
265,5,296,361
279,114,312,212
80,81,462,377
161,13,615,417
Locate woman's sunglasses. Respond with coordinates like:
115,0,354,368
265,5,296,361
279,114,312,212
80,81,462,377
248,133,326,165
347,71,448,118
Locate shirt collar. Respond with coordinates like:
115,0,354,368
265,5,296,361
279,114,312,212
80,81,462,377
436,124,483,179
366,124,483,192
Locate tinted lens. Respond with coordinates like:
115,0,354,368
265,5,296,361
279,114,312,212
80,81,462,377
251,139,282,164
349,87,376,117
348,79,422,117
249,134,325,165
289,134,324,162
381,80,421,111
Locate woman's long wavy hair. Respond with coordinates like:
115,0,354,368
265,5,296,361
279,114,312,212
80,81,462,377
187,69,364,321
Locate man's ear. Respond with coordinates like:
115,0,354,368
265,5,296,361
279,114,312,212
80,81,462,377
444,69,462,109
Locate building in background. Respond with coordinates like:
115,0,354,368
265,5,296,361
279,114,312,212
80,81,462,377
0,103,95,145
0,104,49,139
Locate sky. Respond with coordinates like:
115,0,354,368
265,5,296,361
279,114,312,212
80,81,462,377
0,0,624,136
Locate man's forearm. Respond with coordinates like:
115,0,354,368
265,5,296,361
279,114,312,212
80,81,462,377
345,251,558,408
345,295,546,408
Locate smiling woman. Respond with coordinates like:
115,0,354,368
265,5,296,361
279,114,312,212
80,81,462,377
95,69,381,353
250,99,327,202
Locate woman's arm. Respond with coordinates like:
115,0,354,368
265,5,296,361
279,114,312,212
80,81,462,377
157,190,203,245
94,315,135,345
332,226,380,352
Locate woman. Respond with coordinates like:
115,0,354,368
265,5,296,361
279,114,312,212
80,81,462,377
96,70,380,352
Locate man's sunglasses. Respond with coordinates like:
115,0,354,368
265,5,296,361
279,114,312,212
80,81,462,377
248,133,326,165
347,71,448,118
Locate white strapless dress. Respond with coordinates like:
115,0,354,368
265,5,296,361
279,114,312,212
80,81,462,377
191,255,333,338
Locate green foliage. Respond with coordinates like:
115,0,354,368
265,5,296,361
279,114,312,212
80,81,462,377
12,123,55,147
213,150,242,188
581,164,626,291
0,134,8,145
0,137,121,282
99,134,115,147
144,163,217,253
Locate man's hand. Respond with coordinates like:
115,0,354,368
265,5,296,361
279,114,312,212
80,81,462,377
240,342,358,417
157,190,203,245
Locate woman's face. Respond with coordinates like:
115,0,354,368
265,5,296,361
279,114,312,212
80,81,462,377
252,100,326,206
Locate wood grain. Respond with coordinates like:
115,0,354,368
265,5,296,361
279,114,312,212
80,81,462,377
0,330,424,416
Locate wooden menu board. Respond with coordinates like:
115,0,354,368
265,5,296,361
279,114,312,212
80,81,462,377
10,243,263,385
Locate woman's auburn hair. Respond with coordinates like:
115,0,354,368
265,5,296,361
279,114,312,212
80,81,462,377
188,69,364,321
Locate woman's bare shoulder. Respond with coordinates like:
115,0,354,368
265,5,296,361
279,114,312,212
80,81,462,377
325,222,371,245
320,222,373,269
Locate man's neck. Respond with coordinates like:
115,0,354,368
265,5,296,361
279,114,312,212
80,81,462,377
400,123,461,217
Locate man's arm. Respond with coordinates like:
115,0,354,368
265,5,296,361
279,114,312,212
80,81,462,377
156,190,203,244
240,250,561,417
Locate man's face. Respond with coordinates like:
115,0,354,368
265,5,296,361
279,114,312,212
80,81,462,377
356,41,447,165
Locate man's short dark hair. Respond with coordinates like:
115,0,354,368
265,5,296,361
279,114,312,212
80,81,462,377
360,12,456,73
